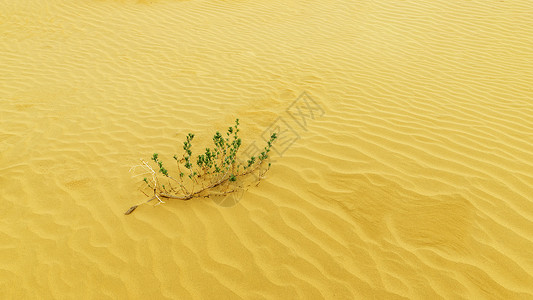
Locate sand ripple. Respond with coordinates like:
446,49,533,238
1,0,533,298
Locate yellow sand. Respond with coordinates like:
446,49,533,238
1,0,533,298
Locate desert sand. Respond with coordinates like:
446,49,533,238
1,0,533,298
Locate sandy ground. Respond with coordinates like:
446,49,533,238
1,0,533,298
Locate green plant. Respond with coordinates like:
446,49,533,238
125,119,277,215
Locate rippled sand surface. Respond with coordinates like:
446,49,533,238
1,0,533,298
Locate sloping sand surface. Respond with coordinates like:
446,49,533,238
1,0,533,298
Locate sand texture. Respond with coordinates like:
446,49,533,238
1,0,533,298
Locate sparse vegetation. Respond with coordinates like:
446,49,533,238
126,119,277,215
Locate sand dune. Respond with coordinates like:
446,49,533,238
1,0,533,298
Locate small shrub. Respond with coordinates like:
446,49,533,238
126,119,277,215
